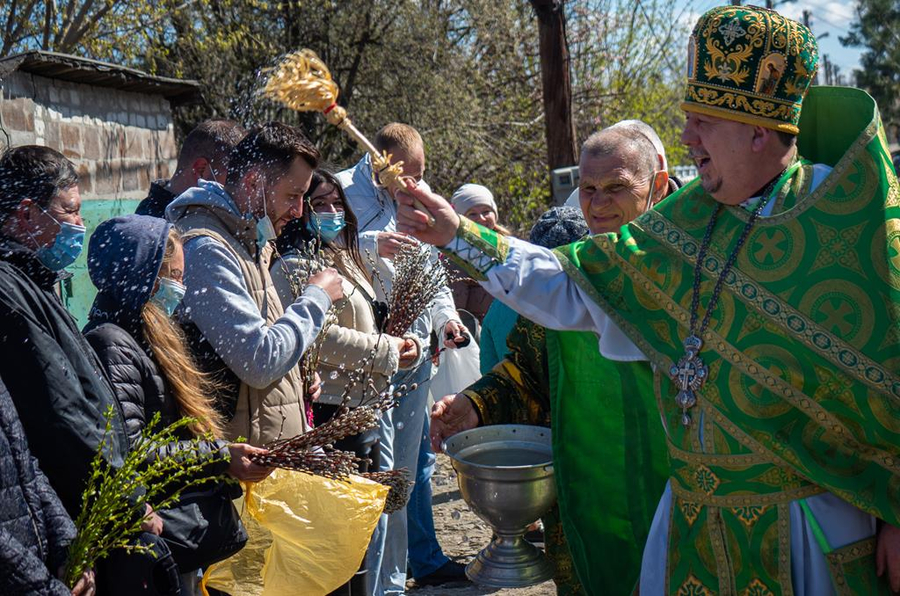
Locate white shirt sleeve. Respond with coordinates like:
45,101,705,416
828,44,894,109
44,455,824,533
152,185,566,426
450,234,648,361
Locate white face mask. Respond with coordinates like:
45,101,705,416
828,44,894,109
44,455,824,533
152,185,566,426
644,171,662,213
250,177,276,249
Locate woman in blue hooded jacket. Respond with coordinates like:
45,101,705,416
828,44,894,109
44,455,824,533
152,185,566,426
82,214,272,594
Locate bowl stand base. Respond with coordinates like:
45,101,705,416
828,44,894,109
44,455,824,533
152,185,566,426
465,535,554,588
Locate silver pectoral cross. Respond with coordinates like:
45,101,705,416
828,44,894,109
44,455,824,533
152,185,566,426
669,335,708,427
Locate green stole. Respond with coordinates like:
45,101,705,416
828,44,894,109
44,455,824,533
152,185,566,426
550,87,900,594
545,330,667,595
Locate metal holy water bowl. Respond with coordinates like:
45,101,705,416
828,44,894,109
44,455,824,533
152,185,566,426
444,424,556,588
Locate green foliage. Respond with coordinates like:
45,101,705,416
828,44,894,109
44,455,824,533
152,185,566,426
64,409,229,588
4,0,692,230
0,1,175,62
841,0,900,130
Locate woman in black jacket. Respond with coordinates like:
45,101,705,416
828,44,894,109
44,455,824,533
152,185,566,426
82,215,271,595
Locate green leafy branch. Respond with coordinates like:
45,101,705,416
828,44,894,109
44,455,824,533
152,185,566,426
64,408,230,587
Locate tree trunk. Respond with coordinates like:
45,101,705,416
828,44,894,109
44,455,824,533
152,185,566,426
530,0,576,199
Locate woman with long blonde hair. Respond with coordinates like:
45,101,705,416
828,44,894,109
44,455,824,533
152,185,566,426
83,215,270,595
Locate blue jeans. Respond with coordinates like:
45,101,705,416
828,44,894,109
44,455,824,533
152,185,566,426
407,411,449,578
365,362,447,595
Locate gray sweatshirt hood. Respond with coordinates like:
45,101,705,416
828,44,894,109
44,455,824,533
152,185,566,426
165,179,244,224
165,179,260,254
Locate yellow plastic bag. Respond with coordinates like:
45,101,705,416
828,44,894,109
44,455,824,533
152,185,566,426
202,469,388,596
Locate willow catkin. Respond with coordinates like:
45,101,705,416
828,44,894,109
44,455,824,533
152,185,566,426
386,243,448,336
362,469,413,514
252,448,367,481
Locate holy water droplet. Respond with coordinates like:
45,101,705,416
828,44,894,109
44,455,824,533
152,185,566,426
451,510,461,520
329,371,339,380
396,421,405,430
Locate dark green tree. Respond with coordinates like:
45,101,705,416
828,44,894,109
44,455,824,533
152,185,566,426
841,0,900,132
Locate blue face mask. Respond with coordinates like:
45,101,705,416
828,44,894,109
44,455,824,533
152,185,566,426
151,278,186,318
33,210,86,271
307,211,346,243
256,215,277,249
248,181,278,250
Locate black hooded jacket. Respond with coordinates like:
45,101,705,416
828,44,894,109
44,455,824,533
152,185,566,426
81,216,228,469
0,376,75,595
83,295,229,471
0,235,128,518
134,179,176,219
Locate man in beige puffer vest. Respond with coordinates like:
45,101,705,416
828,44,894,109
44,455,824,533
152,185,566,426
167,122,343,446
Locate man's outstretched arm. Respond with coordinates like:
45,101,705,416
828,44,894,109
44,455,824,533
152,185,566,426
395,181,607,334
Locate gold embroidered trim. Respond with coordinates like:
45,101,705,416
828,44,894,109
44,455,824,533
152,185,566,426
707,506,735,594
671,481,824,507
826,537,877,596
829,537,876,565
640,208,900,402
668,444,770,467
609,243,890,472
777,503,794,596
458,215,510,262
726,118,880,225
682,97,799,134
462,390,492,426
560,235,900,482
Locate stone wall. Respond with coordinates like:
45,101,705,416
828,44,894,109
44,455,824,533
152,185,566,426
0,70,178,201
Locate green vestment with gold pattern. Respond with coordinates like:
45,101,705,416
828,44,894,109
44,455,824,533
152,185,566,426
465,316,667,595
443,86,900,596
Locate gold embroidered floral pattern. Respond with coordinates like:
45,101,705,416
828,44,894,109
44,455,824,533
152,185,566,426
686,85,798,123
742,578,775,596
732,504,769,527
678,575,714,596
703,34,755,85
695,464,721,495
681,499,701,526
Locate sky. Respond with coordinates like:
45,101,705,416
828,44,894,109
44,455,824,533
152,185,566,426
675,0,865,83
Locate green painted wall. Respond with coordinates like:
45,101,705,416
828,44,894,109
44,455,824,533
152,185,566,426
60,198,142,328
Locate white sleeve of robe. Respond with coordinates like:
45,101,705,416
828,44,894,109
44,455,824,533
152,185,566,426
446,234,648,362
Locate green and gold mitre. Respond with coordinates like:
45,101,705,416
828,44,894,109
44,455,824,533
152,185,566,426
682,5,818,134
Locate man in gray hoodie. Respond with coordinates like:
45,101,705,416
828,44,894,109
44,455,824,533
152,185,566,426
167,122,343,446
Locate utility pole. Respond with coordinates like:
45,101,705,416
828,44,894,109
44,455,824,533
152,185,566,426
530,0,577,197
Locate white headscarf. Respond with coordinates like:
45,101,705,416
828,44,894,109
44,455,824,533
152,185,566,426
450,183,498,216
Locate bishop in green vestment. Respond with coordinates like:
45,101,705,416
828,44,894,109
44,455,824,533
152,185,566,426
400,6,900,595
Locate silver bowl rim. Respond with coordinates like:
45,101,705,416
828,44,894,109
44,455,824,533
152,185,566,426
444,424,553,472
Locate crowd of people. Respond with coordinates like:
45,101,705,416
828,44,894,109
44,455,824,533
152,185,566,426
0,5,898,596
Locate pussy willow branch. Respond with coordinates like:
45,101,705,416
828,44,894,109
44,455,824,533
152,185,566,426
385,243,448,337
65,410,228,587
